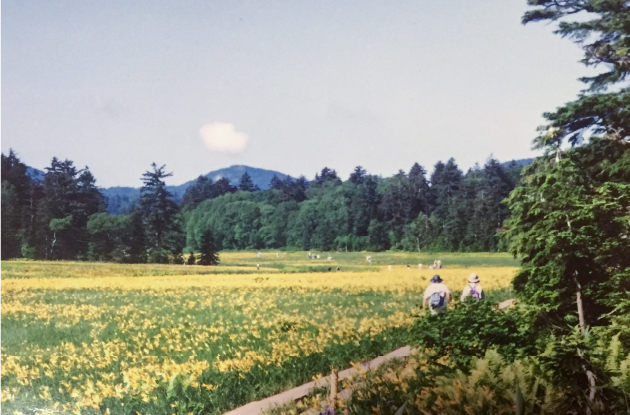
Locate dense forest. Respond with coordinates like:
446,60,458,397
1,151,524,262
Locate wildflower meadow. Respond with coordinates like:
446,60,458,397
1,252,517,414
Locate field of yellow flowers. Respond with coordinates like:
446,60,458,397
1,252,518,415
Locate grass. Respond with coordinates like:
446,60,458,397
1,252,519,415
1,251,517,279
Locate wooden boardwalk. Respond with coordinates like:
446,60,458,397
222,346,415,415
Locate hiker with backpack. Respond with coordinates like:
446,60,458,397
461,273,485,301
423,275,452,315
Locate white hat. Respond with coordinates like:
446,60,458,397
468,273,480,283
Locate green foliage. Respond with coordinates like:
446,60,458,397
4,147,521,258
537,328,629,413
1,150,34,259
523,0,630,149
312,167,341,187
504,139,630,328
238,171,259,192
409,301,536,371
184,158,519,253
346,350,562,415
523,0,630,93
139,163,185,262
187,192,273,250
198,230,220,266
1,181,21,259
181,175,214,211
86,212,131,261
35,158,106,260
488,3,630,411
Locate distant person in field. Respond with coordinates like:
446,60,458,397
423,275,451,315
461,273,485,301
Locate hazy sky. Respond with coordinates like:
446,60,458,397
2,1,595,187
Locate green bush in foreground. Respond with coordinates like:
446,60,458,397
409,300,536,371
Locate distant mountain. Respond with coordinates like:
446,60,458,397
102,165,288,214
100,187,141,215
26,167,45,181
168,165,288,199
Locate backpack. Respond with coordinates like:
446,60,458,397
469,284,482,300
429,291,445,308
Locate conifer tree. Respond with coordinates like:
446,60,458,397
213,177,237,197
1,150,31,259
238,171,258,192
408,162,431,219
312,167,341,187
378,170,414,243
139,163,184,263
37,158,105,259
181,175,214,211
348,166,367,184
523,0,629,151
198,230,220,265
269,174,283,190
501,2,630,410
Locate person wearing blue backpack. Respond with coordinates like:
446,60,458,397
423,275,452,315
460,273,485,301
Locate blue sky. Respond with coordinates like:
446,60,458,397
2,1,595,187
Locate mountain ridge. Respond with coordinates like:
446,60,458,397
102,165,288,214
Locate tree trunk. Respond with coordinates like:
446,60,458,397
576,275,586,335
575,274,598,414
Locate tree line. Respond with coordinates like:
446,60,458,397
1,152,523,262
186,159,521,253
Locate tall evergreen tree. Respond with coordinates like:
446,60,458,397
269,174,283,190
500,2,630,410
428,158,467,250
198,229,220,265
181,175,214,211
1,150,31,259
408,162,431,220
430,158,463,209
312,167,341,187
291,176,309,202
238,171,258,192
349,166,367,184
523,1,629,151
37,158,105,259
347,174,379,237
139,164,184,263
1,182,20,259
505,139,630,410
465,158,514,251
126,206,148,263
378,170,415,244
213,177,237,197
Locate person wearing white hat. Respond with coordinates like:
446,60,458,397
461,273,485,301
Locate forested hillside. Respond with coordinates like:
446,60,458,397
187,159,523,252
1,151,525,261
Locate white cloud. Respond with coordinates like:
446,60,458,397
199,122,248,153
